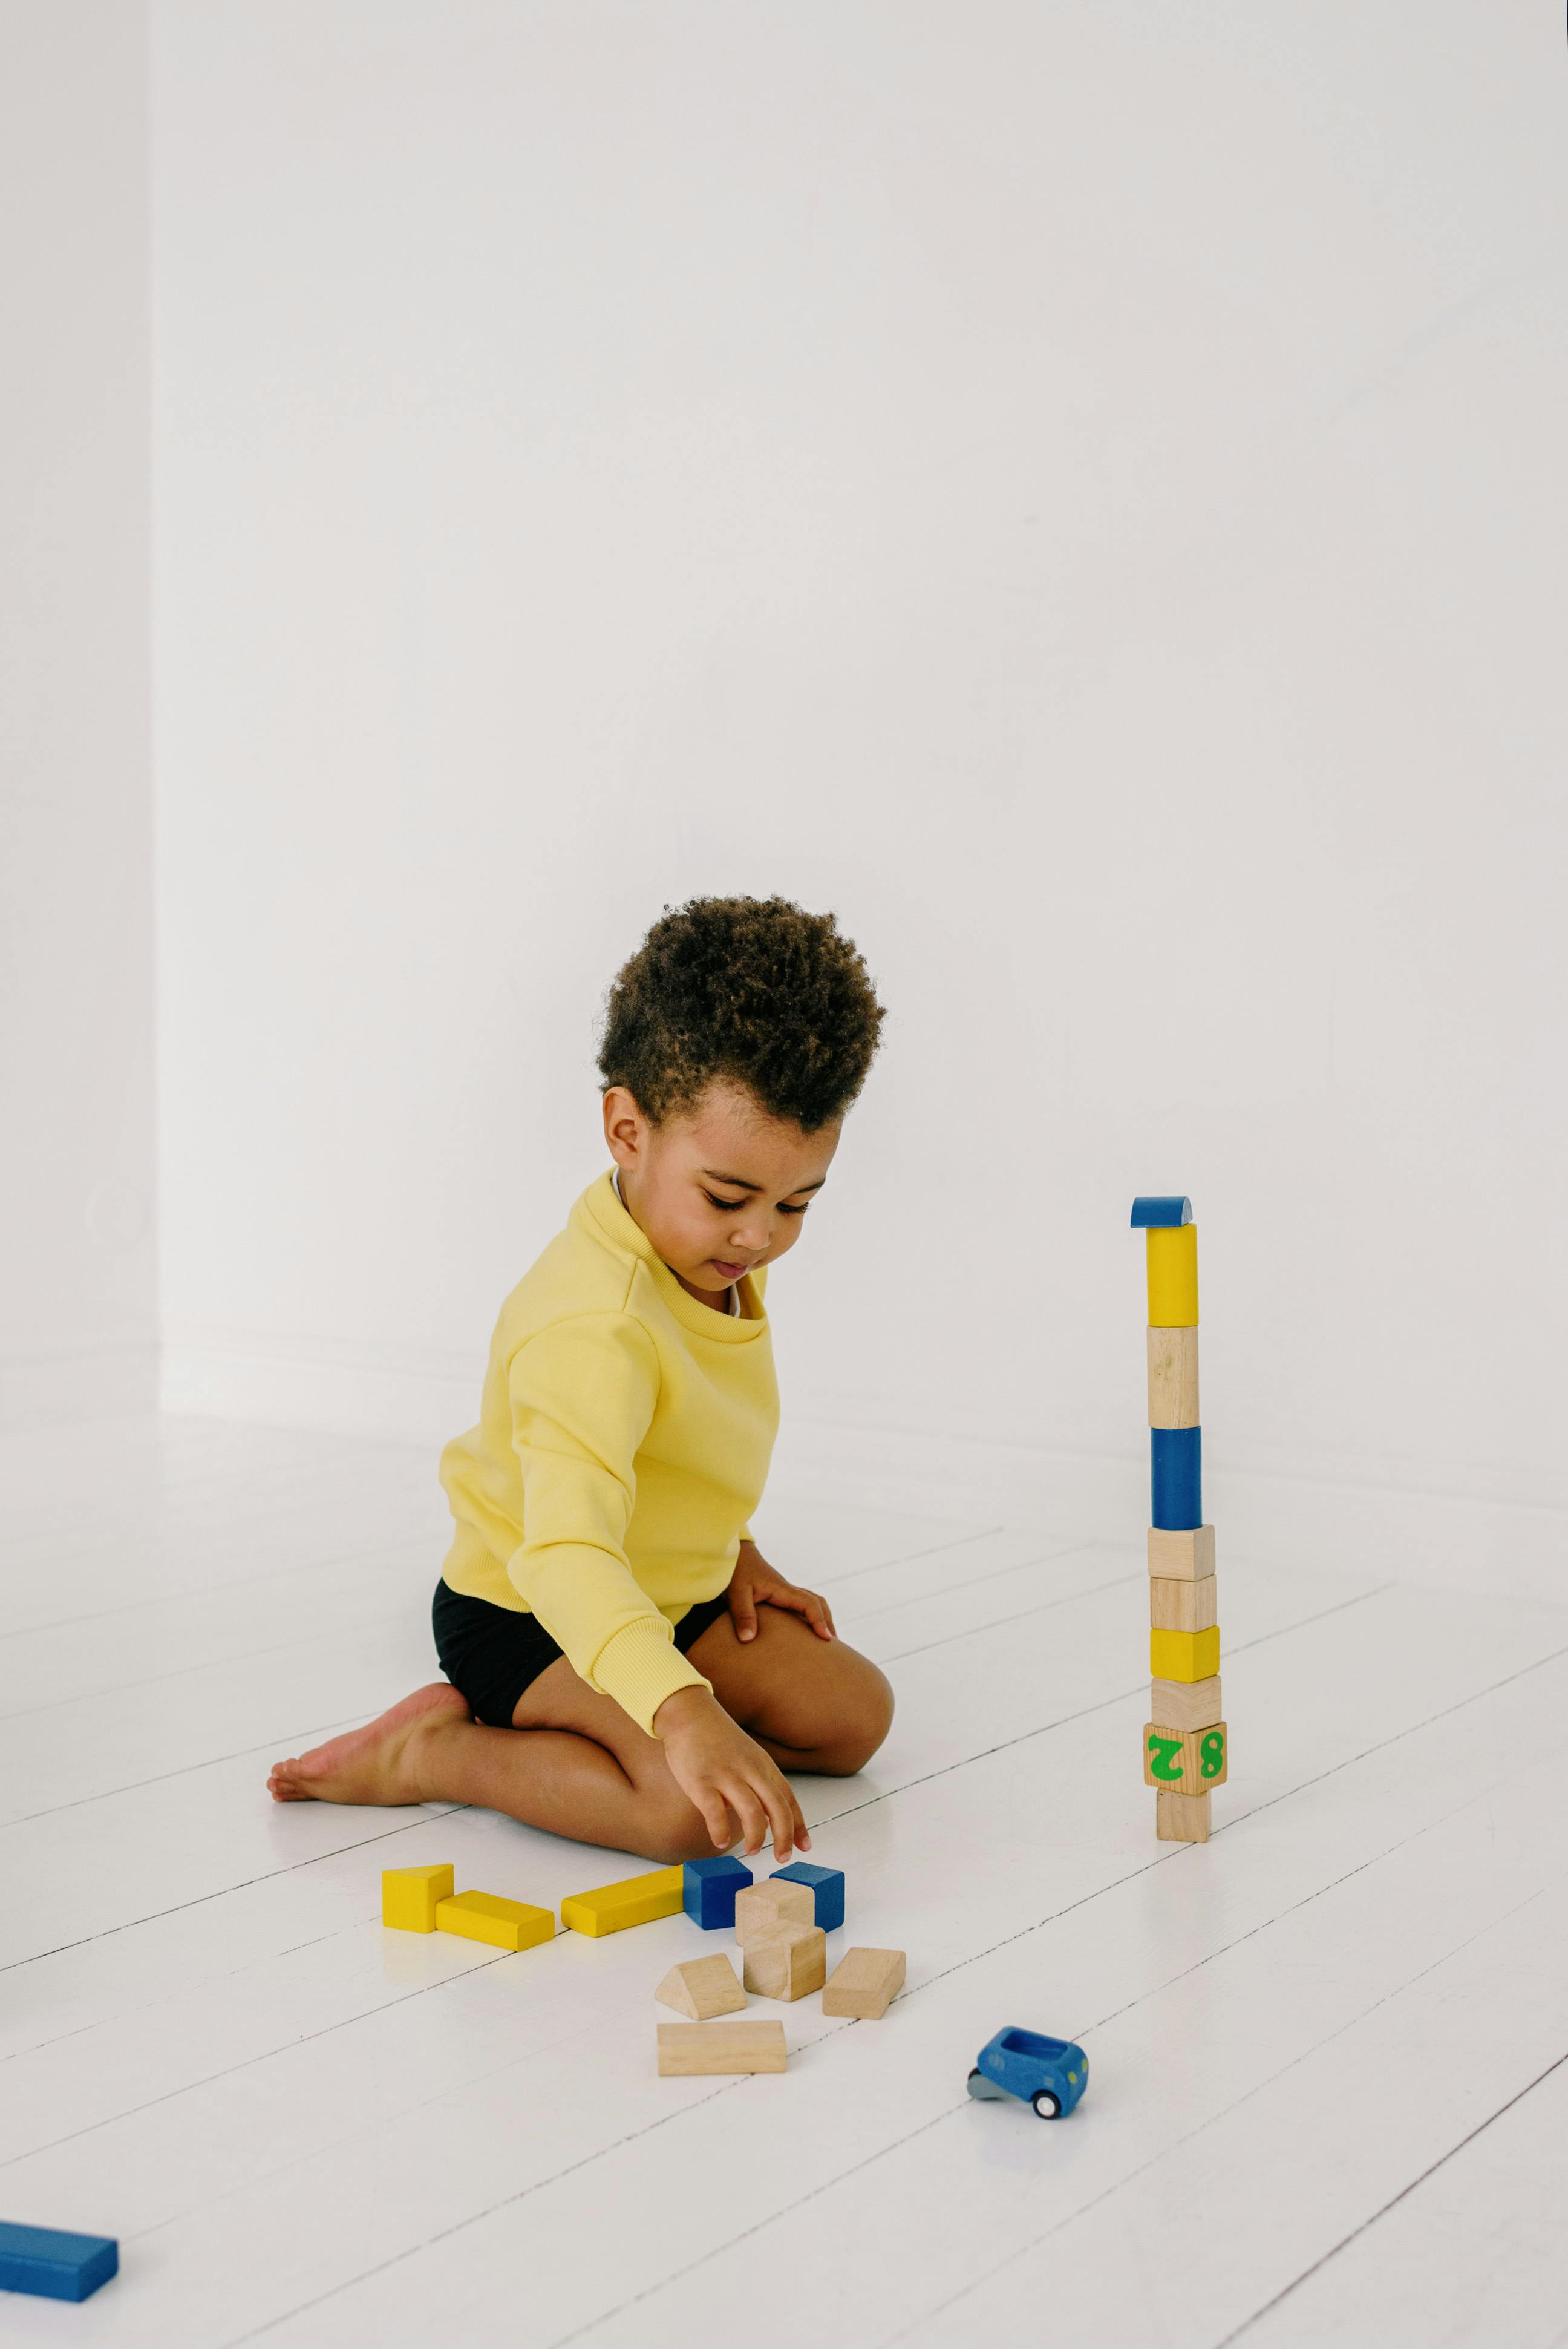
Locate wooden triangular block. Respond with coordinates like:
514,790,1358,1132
655,1954,746,2019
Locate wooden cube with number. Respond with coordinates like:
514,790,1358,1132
1144,1719,1227,1795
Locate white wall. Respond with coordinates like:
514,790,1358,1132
1,1,157,1426
154,2,1568,1595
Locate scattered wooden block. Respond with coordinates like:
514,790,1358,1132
561,1864,684,1938
1149,1574,1217,1633
1156,1788,1211,1843
770,1859,846,1932
1145,1222,1198,1328
1144,1720,1229,1795
1149,1624,1220,1683
742,1924,826,2002
683,1854,752,1930
734,1879,815,1944
1150,1674,1223,1730
655,1954,746,2019
382,1863,455,1933
822,1946,906,2019
434,1890,554,1952
0,2222,119,2303
658,2020,787,2075
1146,1325,1199,1429
1147,1524,1215,1581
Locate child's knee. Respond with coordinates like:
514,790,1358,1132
769,1648,894,1774
818,1660,895,1774
639,1786,724,1866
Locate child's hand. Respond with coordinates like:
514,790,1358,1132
653,1685,811,1861
727,1541,837,1645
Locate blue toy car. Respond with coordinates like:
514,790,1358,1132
967,2026,1089,2118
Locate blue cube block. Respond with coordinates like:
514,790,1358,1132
0,2223,119,2302
1151,1425,1202,1530
771,1861,846,1933
683,1855,752,1930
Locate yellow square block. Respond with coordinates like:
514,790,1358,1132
434,1890,555,1952
1146,1224,1198,1328
1150,1623,1220,1682
382,1864,455,1933
561,1865,684,1938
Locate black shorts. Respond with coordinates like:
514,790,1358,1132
431,1579,733,1729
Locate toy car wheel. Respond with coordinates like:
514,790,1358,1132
1031,2089,1062,2118
967,2068,1007,2102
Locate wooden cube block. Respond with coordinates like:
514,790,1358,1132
655,1954,746,2019
1146,1222,1198,1327
1156,1788,1210,1843
434,1890,554,1953
769,1860,846,1932
822,1946,906,2019
657,2020,786,2075
381,1863,454,1933
1150,1624,1220,1683
1146,1325,1199,1429
734,1879,815,1943
742,1923,826,2002
1150,1674,1223,1730
1147,1524,1215,1581
1144,1720,1228,1794
560,1864,684,1938
1149,1574,1217,1633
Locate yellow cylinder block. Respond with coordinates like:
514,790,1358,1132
1146,1223,1198,1328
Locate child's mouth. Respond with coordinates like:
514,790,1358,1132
712,1259,749,1281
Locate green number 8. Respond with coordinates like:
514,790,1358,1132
1200,1729,1225,1779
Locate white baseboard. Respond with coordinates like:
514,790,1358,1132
1,1336,161,1430
162,1325,1566,1605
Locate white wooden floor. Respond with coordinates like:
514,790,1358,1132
4,1417,1568,2347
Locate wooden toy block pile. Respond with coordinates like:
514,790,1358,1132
1131,1196,1228,1843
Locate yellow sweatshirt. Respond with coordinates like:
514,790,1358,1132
437,1171,777,1735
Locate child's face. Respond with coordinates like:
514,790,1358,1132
603,1080,840,1300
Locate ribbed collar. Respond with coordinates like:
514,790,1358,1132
577,1171,768,1343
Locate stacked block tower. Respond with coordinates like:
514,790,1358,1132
1131,1196,1227,1843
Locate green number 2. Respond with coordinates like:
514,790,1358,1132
1148,1734,1184,1782
1200,1729,1226,1779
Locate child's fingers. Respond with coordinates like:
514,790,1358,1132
725,1778,771,1857
756,1769,802,1862
729,1585,759,1642
694,1782,734,1852
766,1582,836,1639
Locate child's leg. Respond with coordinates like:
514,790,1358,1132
687,1606,895,1774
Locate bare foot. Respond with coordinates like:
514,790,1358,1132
267,1682,470,1806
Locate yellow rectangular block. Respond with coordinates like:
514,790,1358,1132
434,1890,555,1952
1156,1788,1211,1843
1146,1325,1200,1428
561,1864,684,1938
1151,1674,1223,1730
1150,1623,1220,1683
382,1864,454,1933
1146,1223,1198,1328
657,2020,786,2075
1149,1574,1217,1633
1147,1524,1215,1581
1144,1720,1229,1794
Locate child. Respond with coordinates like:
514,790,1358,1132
269,896,894,1863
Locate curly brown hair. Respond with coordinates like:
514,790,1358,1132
598,896,886,1131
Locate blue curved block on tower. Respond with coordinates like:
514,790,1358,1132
1151,1426,1202,1529
1129,1196,1192,1228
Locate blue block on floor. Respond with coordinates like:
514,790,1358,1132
0,2223,119,2302
1151,1426,1202,1530
683,1855,753,1929
771,1861,846,1933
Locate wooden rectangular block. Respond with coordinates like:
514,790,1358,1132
822,1946,906,2019
1150,1623,1220,1683
382,1863,454,1933
1150,1674,1223,1729
1147,1524,1215,1581
1144,1720,1229,1795
658,2020,787,2075
561,1864,684,1937
1146,1325,1199,1429
1156,1788,1211,1843
742,1924,827,2001
655,1954,746,2019
1149,1574,1217,1632
734,1879,815,1944
1146,1222,1198,1327
434,1890,554,1953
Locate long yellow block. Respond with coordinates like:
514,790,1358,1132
561,1864,684,1938
1149,1624,1220,1683
382,1864,455,1933
435,1890,554,1951
1146,1224,1198,1328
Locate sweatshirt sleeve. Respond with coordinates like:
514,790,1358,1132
505,1313,712,1736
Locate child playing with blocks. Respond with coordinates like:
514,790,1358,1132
269,897,895,1863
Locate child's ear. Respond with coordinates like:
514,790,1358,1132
602,1086,648,1168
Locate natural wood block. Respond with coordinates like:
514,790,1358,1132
1147,1524,1215,1581
1156,1788,1211,1843
742,1923,826,2002
1149,1574,1217,1633
560,1864,684,1937
1150,1674,1223,1730
655,1954,746,2019
657,2020,787,2075
1144,1720,1229,1795
1150,1624,1220,1683
1146,1222,1198,1328
822,1946,906,2019
381,1864,454,1933
434,1890,554,1952
1146,1325,1199,1429
734,1880,815,1943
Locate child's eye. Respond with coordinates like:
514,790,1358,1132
702,1190,750,1212
778,1201,809,1216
